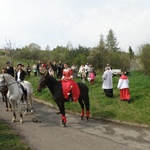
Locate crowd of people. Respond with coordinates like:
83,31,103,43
1,60,130,103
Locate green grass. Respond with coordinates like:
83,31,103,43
0,119,32,150
27,70,150,126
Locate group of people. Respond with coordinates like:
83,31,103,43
33,60,96,85
102,64,131,103
78,63,96,85
2,60,130,103
2,61,25,80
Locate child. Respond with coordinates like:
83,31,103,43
89,69,96,85
117,71,131,103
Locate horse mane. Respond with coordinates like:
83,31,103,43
3,73,15,81
46,74,60,85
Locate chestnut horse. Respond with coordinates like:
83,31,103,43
37,72,90,127
0,85,12,111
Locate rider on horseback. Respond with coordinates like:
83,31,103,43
61,63,80,102
15,63,27,101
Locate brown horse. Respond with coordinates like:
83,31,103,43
0,85,12,111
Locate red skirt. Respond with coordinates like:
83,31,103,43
61,79,80,102
120,88,130,101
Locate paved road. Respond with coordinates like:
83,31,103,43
0,97,150,150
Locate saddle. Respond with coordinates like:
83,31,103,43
19,83,27,102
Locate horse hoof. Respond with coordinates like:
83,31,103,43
80,116,84,120
24,111,27,115
6,109,8,111
31,109,34,114
12,119,16,122
60,121,66,127
20,120,23,123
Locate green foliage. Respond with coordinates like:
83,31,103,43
0,51,5,55
106,29,120,52
88,46,108,70
128,46,134,59
139,43,150,74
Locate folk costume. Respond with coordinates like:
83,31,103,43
61,66,80,102
117,73,130,102
102,68,113,98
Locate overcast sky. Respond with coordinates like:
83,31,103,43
0,0,150,53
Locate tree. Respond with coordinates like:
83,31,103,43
45,45,50,51
139,43,150,74
66,41,73,51
128,46,134,59
28,43,41,51
4,39,15,63
98,34,105,48
105,29,120,52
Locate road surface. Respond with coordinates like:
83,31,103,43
0,97,150,150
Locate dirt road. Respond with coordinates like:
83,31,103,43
0,98,150,150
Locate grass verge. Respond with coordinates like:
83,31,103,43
0,119,32,150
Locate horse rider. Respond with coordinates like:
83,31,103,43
61,62,80,102
5,61,15,77
15,63,27,100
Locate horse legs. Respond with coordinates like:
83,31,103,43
84,99,90,120
57,101,66,127
5,96,12,111
4,96,9,111
18,101,23,123
10,101,16,122
24,95,33,115
78,99,85,120
29,95,33,113
24,100,28,115
79,98,90,121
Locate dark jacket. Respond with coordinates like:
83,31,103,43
6,67,14,77
15,70,27,81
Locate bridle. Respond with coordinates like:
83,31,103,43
0,74,18,88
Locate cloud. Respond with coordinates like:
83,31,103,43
0,0,150,53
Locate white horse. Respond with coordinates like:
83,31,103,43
0,73,33,123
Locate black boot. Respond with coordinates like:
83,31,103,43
24,89,27,101
20,84,27,101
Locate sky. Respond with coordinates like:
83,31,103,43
0,0,150,53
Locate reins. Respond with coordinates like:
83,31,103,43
0,74,19,87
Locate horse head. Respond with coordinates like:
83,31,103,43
37,71,49,92
0,74,7,89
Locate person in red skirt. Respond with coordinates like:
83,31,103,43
117,71,131,103
61,63,80,102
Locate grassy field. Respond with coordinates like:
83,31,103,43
0,119,32,150
27,70,150,126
